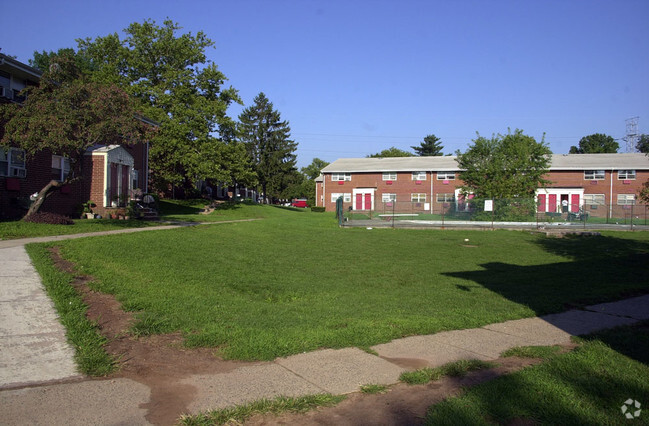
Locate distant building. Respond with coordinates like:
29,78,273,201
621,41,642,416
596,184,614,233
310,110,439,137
317,153,649,218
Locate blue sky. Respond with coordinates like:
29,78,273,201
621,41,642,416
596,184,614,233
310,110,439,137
1,0,647,168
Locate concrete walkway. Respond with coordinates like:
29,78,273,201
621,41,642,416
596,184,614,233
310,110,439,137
0,225,648,424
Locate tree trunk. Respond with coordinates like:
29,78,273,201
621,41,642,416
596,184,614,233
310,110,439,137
24,180,64,218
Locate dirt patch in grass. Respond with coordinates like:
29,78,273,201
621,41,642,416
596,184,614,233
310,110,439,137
48,246,577,426
49,247,249,425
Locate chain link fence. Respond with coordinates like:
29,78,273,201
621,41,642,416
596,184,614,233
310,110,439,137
338,197,649,229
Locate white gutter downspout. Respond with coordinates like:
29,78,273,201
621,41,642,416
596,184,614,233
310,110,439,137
609,168,613,218
430,170,434,214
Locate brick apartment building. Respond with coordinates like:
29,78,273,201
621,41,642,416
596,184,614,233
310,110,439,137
316,154,649,218
0,53,153,219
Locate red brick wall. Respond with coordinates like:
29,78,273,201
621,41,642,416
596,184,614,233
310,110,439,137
321,169,648,213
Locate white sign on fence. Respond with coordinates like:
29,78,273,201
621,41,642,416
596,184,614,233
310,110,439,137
484,199,494,212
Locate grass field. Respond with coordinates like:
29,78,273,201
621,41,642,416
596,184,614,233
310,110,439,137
0,218,160,240
425,322,649,425
30,203,649,363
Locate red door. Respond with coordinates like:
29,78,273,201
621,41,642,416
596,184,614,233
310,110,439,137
537,194,546,212
571,194,580,212
548,194,557,212
364,193,372,211
356,193,363,210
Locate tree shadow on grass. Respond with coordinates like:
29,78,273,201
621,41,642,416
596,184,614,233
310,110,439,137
445,234,649,315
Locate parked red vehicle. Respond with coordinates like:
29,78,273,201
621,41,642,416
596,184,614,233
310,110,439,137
291,198,308,208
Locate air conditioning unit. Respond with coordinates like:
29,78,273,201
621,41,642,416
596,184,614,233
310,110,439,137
0,86,11,99
12,168,26,178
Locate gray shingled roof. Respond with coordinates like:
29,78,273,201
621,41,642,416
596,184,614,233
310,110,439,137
321,153,649,173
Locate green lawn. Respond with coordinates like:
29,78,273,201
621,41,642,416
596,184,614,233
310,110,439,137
425,322,649,425
32,203,649,363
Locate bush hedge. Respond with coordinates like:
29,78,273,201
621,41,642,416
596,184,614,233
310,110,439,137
310,206,326,213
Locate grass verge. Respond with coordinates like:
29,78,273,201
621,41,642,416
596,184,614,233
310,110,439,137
400,360,496,385
501,345,562,360
360,384,389,394
24,244,114,376
425,322,649,425
179,394,346,425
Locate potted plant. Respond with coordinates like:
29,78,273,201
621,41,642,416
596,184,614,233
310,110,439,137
82,201,95,219
111,194,119,208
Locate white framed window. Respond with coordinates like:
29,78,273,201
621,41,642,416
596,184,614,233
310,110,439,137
436,193,455,203
51,155,71,182
437,172,455,180
331,193,351,202
617,194,636,205
411,193,426,203
0,147,26,177
583,194,605,206
331,173,351,182
382,193,396,202
584,170,605,180
411,171,426,181
382,172,397,181
618,170,636,180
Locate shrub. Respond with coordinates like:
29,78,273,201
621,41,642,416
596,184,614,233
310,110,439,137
23,212,74,225
311,206,326,213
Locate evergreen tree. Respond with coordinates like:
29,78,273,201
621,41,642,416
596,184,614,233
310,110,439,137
412,134,444,156
238,93,298,202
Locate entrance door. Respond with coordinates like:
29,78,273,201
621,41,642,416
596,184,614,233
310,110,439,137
570,194,580,213
364,193,371,210
356,193,363,210
548,194,557,213
537,194,546,212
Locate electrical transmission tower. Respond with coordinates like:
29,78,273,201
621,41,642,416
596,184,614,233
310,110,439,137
624,116,639,152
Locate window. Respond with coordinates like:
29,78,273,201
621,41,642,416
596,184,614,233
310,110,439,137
0,148,26,177
51,155,71,182
382,193,396,202
411,193,426,203
436,193,455,203
437,172,455,180
382,172,397,181
331,173,351,182
618,170,636,180
331,193,351,202
584,170,605,180
583,194,605,206
411,171,426,181
617,194,636,205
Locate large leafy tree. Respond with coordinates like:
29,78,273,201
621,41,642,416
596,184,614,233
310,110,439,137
367,147,413,158
301,158,329,180
238,92,298,202
569,133,619,154
411,134,444,156
0,53,151,217
456,129,551,199
636,134,649,154
72,19,248,194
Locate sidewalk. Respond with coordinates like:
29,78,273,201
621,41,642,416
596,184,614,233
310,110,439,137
0,225,647,424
